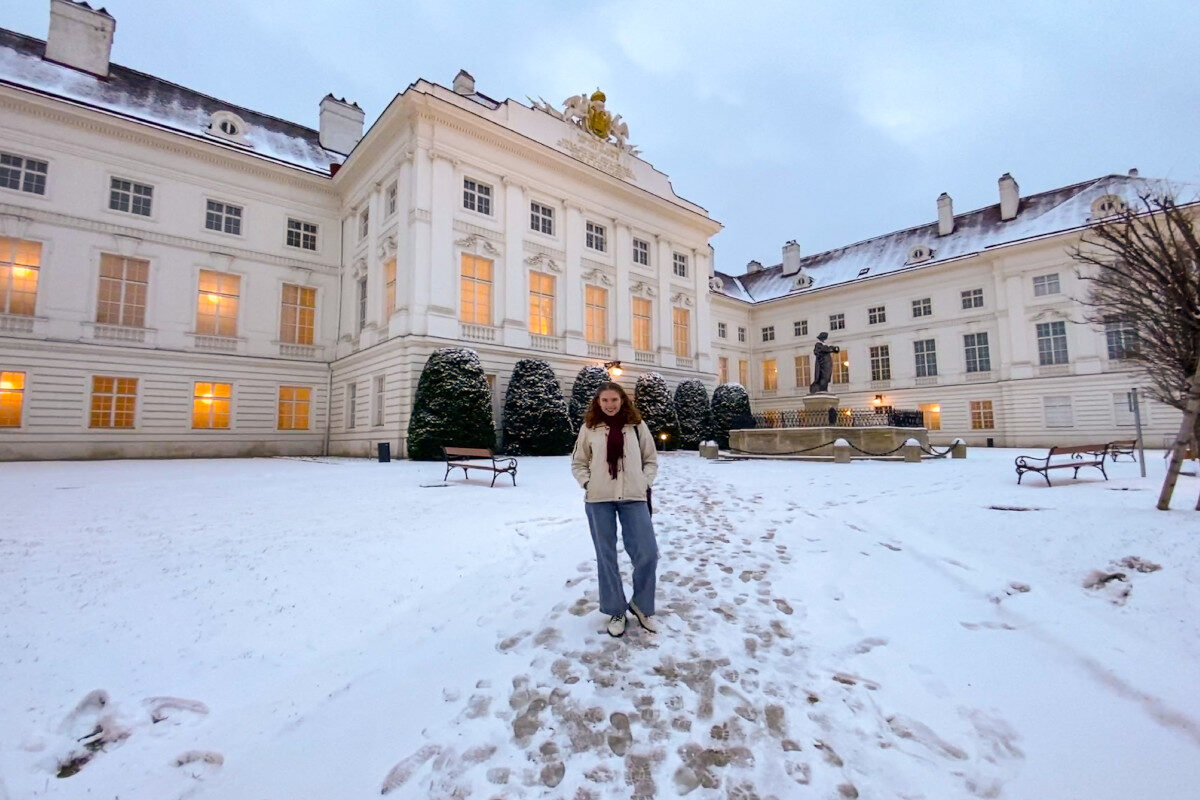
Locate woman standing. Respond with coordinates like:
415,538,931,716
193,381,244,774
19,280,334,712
570,382,659,637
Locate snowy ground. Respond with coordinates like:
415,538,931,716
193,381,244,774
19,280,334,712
1,448,1198,800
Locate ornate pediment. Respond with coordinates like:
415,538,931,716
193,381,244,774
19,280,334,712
582,268,614,287
377,235,397,260
524,252,562,273
455,234,501,256
630,280,657,297
670,292,694,307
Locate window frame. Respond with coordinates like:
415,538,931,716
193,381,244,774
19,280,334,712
191,381,233,429
195,270,241,338
761,358,778,391
914,338,938,377
960,288,984,309
793,319,807,337
384,183,398,217
528,270,555,336
0,370,27,427
737,326,746,343
286,217,319,251
1105,319,1137,360
462,177,493,216
794,354,811,388
912,297,931,318
585,221,607,253
963,332,991,373
277,385,312,431
1036,321,1069,366
0,237,42,317
88,375,138,429
585,284,608,344
280,283,316,345
96,253,149,328
869,344,891,381
761,325,775,342
108,175,154,217
717,321,727,339
672,252,689,278
867,305,886,325
632,296,652,351
672,306,690,358
632,238,650,266
1032,272,1061,297
529,201,554,235
204,199,243,236
0,150,49,196
358,207,370,241
969,399,995,430
829,313,845,331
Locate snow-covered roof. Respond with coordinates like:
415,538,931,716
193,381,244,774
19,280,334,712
0,28,343,175
712,174,1185,304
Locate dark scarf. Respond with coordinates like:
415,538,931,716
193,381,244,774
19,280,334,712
604,408,630,479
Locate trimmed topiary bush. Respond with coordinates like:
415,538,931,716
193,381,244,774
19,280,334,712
673,379,712,450
569,364,610,432
406,347,496,460
635,372,681,451
501,359,574,455
711,383,753,449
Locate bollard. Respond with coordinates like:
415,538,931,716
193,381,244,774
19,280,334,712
903,438,921,463
833,438,852,463
377,442,391,462
699,441,719,459
951,438,967,459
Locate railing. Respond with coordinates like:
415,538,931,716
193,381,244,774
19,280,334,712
634,350,657,365
0,314,34,333
530,334,564,352
193,334,238,352
915,375,939,386
279,343,319,359
587,342,613,358
965,370,993,382
744,408,925,429
676,356,695,369
461,323,498,343
93,323,146,343
1038,364,1070,377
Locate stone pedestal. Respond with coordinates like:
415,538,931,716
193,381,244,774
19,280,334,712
802,393,839,414
699,442,719,459
903,439,922,463
951,440,967,459
833,439,852,463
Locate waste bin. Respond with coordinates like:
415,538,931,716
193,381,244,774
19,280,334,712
377,442,391,462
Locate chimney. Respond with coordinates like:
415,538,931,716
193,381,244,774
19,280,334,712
780,240,802,276
45,0,115,78
998,173,1019,221
937,192,954,236
318,94,364,155
746,260,763,274
452,69,475,95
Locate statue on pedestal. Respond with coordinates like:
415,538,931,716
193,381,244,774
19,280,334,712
808,332,840,394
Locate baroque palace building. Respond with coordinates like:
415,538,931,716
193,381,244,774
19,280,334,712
0,1,719,460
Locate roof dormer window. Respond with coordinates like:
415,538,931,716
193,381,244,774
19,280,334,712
1091,194,1127,219
907,244,933,264
207,111,248,144
792,274,813,290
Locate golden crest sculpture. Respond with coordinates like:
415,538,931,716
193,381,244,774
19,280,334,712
530,88,637,154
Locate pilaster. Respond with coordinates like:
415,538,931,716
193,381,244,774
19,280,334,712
563,202,586,356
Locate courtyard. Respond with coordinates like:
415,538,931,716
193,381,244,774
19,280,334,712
1,449,1198,799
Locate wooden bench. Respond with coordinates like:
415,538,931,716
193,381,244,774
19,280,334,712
1014,443,1111,486
442,446,517,487
1107,439,1137,462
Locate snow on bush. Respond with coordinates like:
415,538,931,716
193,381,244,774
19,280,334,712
673,379,712,450
406,347,496,460
501,359,574,456
568,365,610,432
711,383,753,449
635,372,681,451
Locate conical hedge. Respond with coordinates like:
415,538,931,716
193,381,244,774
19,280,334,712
673,379,712,450
568,364,610,432
501,359,574,455
711,383,753,449
635,372,681,451
406,347,496,460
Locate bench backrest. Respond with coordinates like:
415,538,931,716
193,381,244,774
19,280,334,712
1049,444,1107,456
444,446,493,458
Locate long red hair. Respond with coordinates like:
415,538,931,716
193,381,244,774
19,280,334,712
583,382,643,428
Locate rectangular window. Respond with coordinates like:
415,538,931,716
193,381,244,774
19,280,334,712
1036,321,1069,365
912,297,931,317
192,381,231,429
0,237,41,316
89,376,137,429
1112,391,1136,427
869,345,891,381
963,332,991,373
1044,395,1073,428
585,285,607,343
632,296,652,351
346,382,357,429
205,200,243,235
829,313,845,330
673,252,689,278
383,258,396,317
914,338,938,377
738,360,748,386
1105,319,1137,360
586,221,607,252
717,356,728,384
286,218,318,251
961,288,984,309
96,254,149,328
0,151,48,195
761,325,775,342
358,207,370,241
970,399,994,430
1032,272,1061,296
673,307,690,357
373,375,385,427
868,305,886,325
793,319,807,337
460,254,493,326
762,358,778,391
196,270,240,337
278,385,311,430
463,178,492,215
737,326,746,343
832,352,849,385
385,183,397,216
109,176,153,216
919,402,942,430
357,276,368,331
717,321,727,339
794,354,811,388
530,201,554,235
0,371,26,427
528,271,555,336
280,283,316,345
633,238,649,266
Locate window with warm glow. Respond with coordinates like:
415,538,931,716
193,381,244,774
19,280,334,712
632,297,652,351
672,307,690,357
89,376,137,428
794,355,811,388
460,254,492,325
0,370,24,426
919,402,941,430
0,237,41,316
585,285,608,343
762,358,777,391
832,353,849,384
717,356,728,384
383,258,396,317
192,381,231,429
96,254,148,327
280,284,315,345
970,399,994,430
738,360,748,386
196,270,240,337
277,385,311,430
528,271,555,335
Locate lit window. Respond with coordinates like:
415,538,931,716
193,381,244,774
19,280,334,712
1036,321,1069,365
870,345,891,381
1105,319,1137,360
868,306,886,325
717,356,728,384
673,252,688,278
585,285,608,343
345,382,357,429
717,321,727,339
192,381,232,429
793,319,807,337
528,271,555,336
832,353,849,384
632,296,652,351
280,284,316,345
633,238,649,266
0,370,25,427
195,270,240,337
586,222,607,252
357,277,367,332
286,218,318,251
737,326,746,343
673,307,690,357
530,202,554,235
89,376,137,429
914,338,938,377
912,297,931,317
964,332,990,373
794,355,810,388
460,255,492,325
1044,395,1073,428
372,375,385,427
109,177,153,216
961,288,983,309
96,254,148,328
384,258,396,317
970,399,994,430
919,402,941,430
205,200,243,235
0,151,48,195
738,360,748,386
385,183,397,216
1,237,42,316
1032,273,1060,296
829,313,845,331
278,385,311,430
463,178,492,215
761,325,775,342
762,358,777,391
358,207,369,241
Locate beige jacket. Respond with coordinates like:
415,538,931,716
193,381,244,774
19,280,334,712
570,420,658,503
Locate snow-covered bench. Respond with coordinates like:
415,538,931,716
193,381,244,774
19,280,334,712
442,446,517,487
1014,444,1111,487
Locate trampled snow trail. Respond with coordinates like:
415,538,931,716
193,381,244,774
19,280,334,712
376,463,1026,799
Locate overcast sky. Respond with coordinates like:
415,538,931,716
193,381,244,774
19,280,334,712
8,1,1200,273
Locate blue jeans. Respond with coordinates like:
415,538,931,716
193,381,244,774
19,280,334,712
585,501,658,616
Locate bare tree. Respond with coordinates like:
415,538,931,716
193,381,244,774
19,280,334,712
1069,191,1200,510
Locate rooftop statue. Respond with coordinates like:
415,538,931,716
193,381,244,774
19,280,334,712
530,89,639,155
